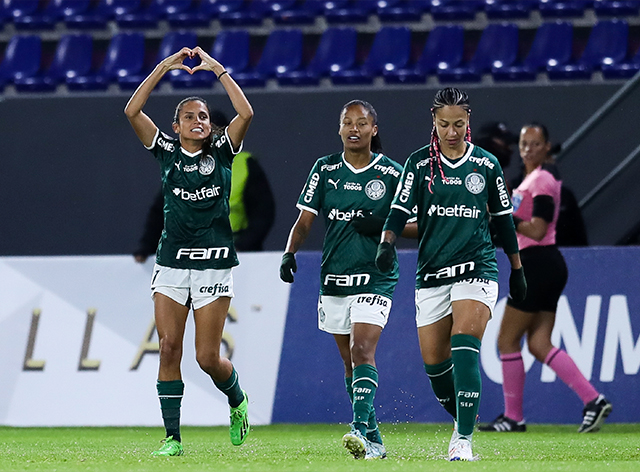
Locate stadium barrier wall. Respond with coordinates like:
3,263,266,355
1,247,638,426
0,253,290,426
272,247,640,425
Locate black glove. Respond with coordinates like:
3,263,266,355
509,267,527,302
375,242,395,273
351,214,385,236
280,252,297,283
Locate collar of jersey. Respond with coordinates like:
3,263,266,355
439,143,474,169
180,147,203,158
341,152,384,174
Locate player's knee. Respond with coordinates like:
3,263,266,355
350,342,375,366
159,338,183,365
195,349,222,374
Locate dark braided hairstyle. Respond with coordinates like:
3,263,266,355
428,87,472,193
173,96,225,158
340,99,383,153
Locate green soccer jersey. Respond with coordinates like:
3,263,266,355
146,128,240,270
391,143,512,289
297,152,404,298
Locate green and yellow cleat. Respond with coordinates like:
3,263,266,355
229,391,250,446
151,436,183,457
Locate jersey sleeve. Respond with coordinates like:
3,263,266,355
296,160,323,216
211,127,242,169
145,129,178,165
530,169,558,199
486,157,513,217
389,155,418,216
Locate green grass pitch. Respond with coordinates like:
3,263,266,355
1,423,639,472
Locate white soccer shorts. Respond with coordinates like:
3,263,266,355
318,293,392,335
151,264,234,310
415,278,498,328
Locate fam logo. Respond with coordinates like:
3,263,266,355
465,173,485,194
176,247,230,260
199,155,215,175
365,180,386,200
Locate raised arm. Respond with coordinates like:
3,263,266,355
191,47,254,151
124,48,194,147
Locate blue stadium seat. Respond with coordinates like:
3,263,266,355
384,24,464,84
64,0,109,29
277,27,357,86
273,0,321,25
602,46,640,79
14,34,94,92
539,0,587,18
594,0,639,17
0,35,43,85
324,0,378,24
115,0,159,28
430,0,483,21
438,23,519,83
332,26,411,85
166,0,215,27
493,21,573,81
484,0,534,19
209,30,265,87
9,0,56,30
231,29,303,86
378,0,424,22
219,0,278,26
94,0,143,18
67,32,145,90
256,29,304,76
548,19,628,80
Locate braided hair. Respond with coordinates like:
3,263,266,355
428,87,471,193
340,99,383,153
173,96,225,158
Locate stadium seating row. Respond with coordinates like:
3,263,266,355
0,0,638,30
0,19,637,92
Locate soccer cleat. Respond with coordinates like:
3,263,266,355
448,435,474,461
578,394,612,433
342,428,369,459
151,436,184,456
448,421,461,456
478,413,527,432
229,391,250,446
365,440,387,460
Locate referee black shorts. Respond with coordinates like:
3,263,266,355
507,245,568,313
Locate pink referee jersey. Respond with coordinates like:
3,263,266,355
511,165,562,250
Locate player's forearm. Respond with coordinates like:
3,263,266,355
124,63,170,118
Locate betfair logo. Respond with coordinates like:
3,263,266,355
173,185,221,201
427,204,480,219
